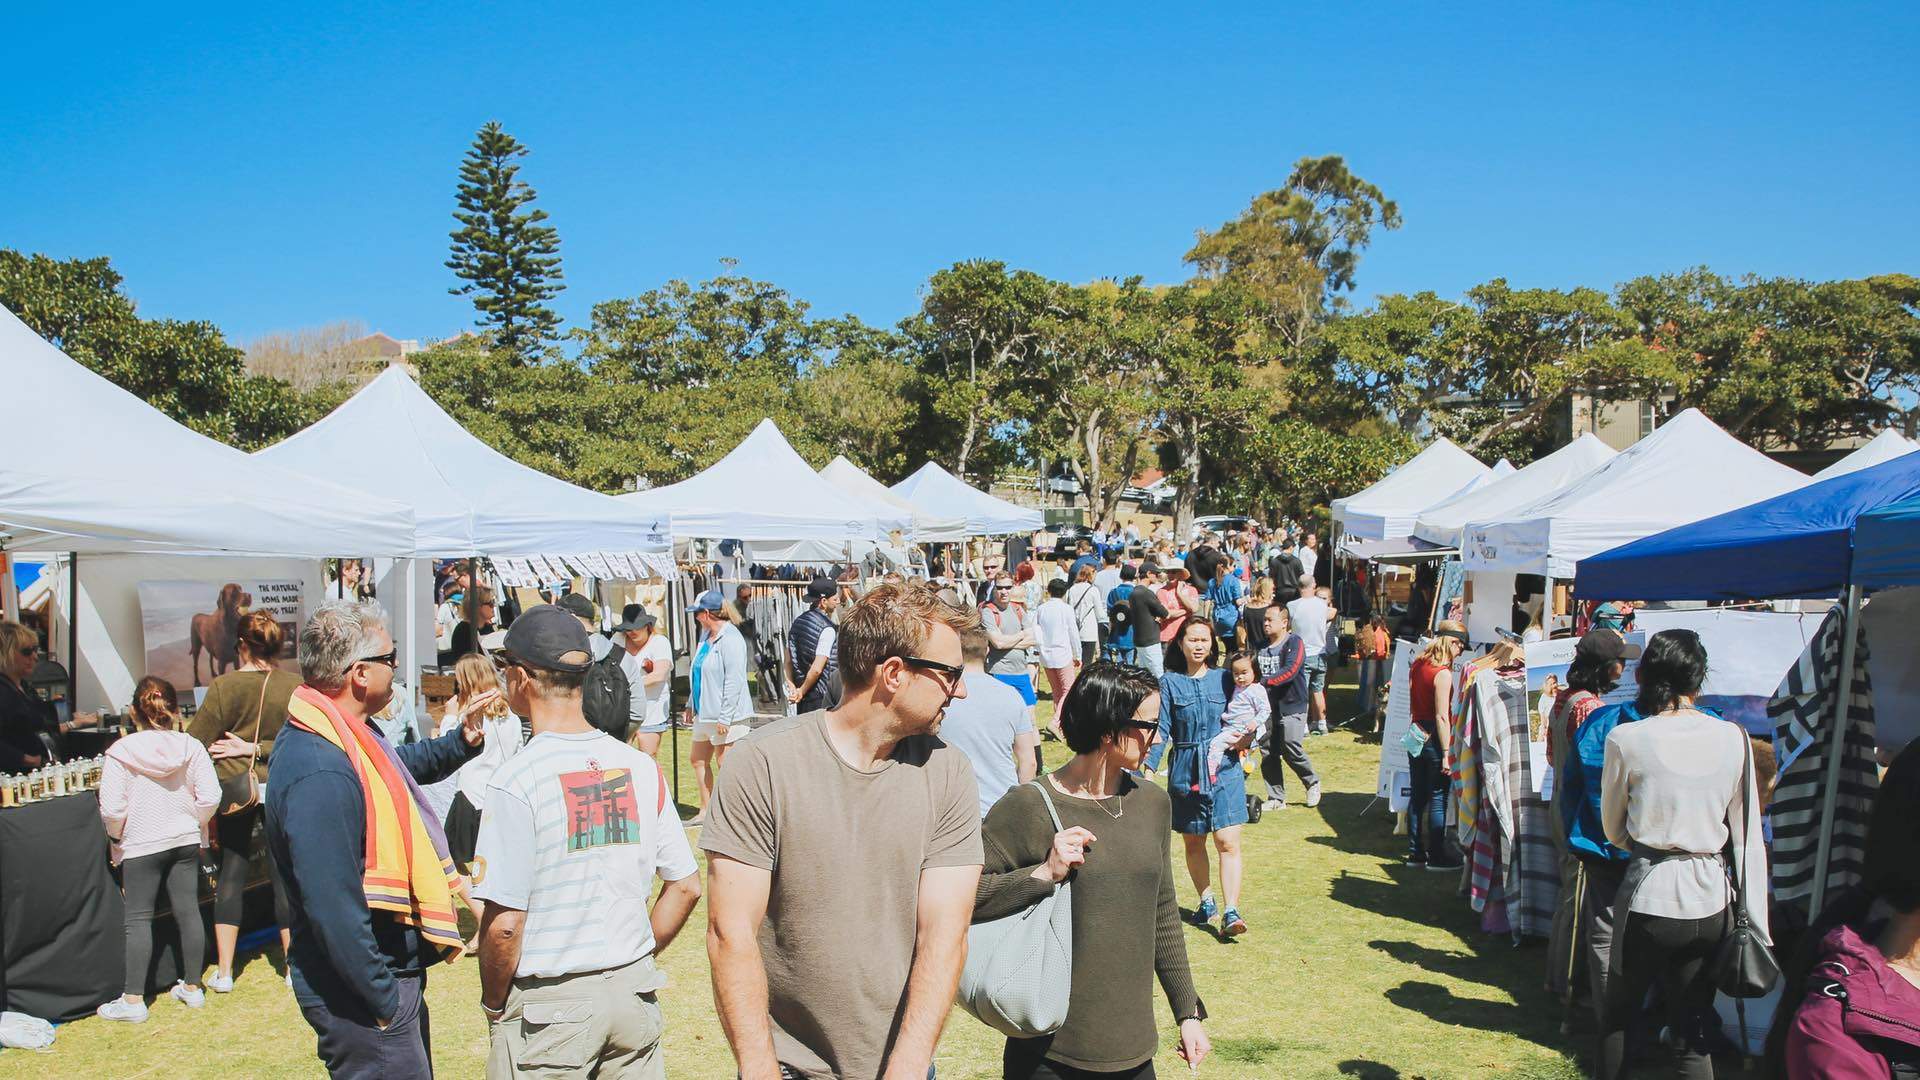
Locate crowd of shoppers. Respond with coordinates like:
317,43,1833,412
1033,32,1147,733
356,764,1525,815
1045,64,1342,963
61,513,1897,1080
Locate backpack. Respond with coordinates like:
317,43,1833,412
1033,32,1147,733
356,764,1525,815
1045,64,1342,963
583,648,632,740
1108,586,1133,636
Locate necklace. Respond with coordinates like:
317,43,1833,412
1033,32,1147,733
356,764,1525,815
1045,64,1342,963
1049,771,1124,819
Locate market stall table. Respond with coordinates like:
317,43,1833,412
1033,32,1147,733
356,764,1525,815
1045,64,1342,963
0,791,123,1020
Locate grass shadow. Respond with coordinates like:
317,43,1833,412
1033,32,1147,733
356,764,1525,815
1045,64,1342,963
1336,1061,1402,1080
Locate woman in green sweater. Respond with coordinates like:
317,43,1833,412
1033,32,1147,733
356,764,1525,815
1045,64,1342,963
975,661,1211,1078
185,610,301,993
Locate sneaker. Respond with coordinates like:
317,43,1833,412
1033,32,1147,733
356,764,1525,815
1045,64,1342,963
170,982,205,1009
1196,894,1218,923
1305,783,1323,809
1222,908,1248,936
1426,859,1464,872
207,973,234,994
1262,797,1286,811
1404,856,1428,868
97,997,148,1023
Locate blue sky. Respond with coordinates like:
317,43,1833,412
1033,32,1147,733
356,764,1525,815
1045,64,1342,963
4,3,1915,346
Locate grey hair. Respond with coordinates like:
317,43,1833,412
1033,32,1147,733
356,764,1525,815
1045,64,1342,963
299,600,389,691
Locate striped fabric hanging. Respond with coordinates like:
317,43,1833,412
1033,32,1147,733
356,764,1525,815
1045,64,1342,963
1768,605,1878,911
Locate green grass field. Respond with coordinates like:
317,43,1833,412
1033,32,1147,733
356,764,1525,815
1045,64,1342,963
10,678,1597,1079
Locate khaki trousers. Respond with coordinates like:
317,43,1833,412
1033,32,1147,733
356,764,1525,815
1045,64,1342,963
488,955,667,1079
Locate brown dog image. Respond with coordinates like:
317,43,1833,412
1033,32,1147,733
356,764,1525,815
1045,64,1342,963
189,583,251,687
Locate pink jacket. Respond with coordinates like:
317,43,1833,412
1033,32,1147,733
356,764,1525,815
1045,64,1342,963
1788,923,1920,1079
98,730,220,864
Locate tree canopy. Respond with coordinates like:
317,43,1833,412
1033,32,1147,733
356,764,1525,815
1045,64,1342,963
9,144,1915,532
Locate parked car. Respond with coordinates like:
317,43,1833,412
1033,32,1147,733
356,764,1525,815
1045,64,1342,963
1191,515,1252,541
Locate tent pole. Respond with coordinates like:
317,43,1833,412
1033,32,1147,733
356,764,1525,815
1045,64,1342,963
1809,583,1864,922
405,559,420,692
66,553,78,715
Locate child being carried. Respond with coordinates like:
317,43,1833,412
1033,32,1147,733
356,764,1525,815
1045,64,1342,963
1210,652,1270,783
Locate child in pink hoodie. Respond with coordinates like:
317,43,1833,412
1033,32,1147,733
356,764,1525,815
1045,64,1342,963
96,676,220,1022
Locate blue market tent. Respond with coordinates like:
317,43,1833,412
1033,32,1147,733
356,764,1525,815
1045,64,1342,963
1853,494,1920,591
1574,449,1920,600
1574,447,1920,923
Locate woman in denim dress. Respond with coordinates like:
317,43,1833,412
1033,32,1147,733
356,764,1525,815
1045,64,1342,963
1145,616,1251,937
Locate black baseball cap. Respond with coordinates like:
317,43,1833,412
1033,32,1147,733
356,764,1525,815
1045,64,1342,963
612,603,656,632
806,576,837,600
1576,628,1641,662
556,593,595,620
500,604,594,673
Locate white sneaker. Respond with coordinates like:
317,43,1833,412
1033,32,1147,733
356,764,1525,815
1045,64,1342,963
97,997,148,1023
171,982,206,1009
207,973,234,994
1263,798,1286,811
1305,783,1323,808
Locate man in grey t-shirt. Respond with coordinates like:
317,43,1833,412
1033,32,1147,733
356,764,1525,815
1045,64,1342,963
702,582,983,1080
940,626,1038,817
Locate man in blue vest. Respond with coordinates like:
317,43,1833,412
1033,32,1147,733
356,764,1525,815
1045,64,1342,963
784,577,842,714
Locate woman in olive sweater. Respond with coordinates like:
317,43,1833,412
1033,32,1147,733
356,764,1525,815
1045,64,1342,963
975,661,1211,1079
185,610,301,992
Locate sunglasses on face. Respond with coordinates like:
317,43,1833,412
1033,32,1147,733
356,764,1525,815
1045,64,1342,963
353,648,398,670
17,646,36,658
897,655,965,694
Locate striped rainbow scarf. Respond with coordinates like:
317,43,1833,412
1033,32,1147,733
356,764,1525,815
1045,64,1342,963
285,684,464,961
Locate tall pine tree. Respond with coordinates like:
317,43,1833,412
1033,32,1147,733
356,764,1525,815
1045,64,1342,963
446,121,564,361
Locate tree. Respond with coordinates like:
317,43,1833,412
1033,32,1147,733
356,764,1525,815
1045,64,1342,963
574,269,826,488
1029,280,1160,529
0,249,329,449
791,317,926,481
1185,155,1401,350
1153,283,1274,539
242,319,379,391
446,121,565,361
1212,418,1417,527
903,261,1061,481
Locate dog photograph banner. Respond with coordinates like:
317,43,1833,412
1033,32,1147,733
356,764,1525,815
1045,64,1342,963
137,579,304,692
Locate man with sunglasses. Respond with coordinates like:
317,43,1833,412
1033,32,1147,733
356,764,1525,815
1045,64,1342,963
704,582,984,1080
266,601,489,1079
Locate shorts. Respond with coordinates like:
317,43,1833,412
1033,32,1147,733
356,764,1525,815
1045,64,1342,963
991,672,1038,706
636,709,671,735
692,718,751,746
1303,655,1328,693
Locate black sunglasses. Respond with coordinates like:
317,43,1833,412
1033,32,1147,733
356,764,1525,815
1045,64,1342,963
897,655,965,691
353,648,399,670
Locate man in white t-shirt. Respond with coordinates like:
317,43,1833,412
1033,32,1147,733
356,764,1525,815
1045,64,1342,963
1285,578,1336,735
616,604,673,758
474,606,701,1079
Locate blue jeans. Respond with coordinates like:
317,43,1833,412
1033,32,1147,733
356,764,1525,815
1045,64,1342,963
1406,737,1451,865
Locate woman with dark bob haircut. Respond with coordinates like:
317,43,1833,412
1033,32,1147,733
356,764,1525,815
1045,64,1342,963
975,662,1211,1077
1597,629,1770,1079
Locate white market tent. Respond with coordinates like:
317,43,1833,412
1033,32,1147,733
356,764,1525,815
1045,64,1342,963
890,462,1044,537
0,303,414,556
619,419,911,542
1412,434,1618,548
820,456,968,542
1461,408,1809,578
1813,429,1920,480
254,366,671,562
1330,437,1491,541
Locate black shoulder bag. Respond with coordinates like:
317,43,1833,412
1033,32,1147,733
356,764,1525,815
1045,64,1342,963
1712,731,1780,998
